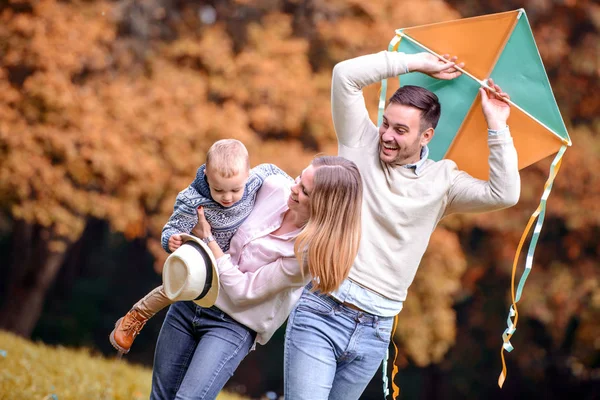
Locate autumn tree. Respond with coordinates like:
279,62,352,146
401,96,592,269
0,0,317,336
0,1,598,393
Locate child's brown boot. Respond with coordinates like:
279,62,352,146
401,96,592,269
109,309,148,354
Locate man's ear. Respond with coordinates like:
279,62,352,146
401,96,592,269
420,127,435,146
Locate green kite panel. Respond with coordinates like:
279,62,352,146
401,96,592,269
397,40,481,161
490,14,570,140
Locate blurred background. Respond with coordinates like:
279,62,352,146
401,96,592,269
0,0,598,399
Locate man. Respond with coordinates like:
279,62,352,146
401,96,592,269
283,51,520,399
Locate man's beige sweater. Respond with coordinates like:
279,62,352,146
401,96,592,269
332,51,521,302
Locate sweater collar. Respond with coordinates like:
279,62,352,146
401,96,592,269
403,145,429,175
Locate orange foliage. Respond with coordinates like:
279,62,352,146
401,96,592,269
0,0,597,368
395,227,467,366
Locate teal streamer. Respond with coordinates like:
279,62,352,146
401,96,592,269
377,33,402,128
382,347,390,398
501,144,567,353
380,33,402,399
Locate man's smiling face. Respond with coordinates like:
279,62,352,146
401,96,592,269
378,103,434,167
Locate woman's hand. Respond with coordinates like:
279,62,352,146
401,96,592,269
191,206,213,239
192,206,225,259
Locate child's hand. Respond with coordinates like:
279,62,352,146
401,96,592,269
168,234,183,252
192,206,213,239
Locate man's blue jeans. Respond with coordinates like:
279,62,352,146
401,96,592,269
151,301,256,400
284,287,394,400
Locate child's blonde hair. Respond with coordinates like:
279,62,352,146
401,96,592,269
294,156,363,294
206,139,250,177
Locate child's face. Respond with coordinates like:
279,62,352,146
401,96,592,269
205,168,249,207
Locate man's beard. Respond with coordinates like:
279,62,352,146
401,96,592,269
379,140,422,167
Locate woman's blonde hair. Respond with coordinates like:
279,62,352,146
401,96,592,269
294,156,363,293
206,139,250,178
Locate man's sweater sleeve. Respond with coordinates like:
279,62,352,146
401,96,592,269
331,51,410,148
445,131,521,214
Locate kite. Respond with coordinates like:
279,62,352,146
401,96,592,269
377,8,572,397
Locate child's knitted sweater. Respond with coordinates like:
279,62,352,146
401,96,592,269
161,163,291,252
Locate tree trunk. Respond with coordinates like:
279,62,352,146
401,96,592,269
0,220,73,337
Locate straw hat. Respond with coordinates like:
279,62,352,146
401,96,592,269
162,233,219,307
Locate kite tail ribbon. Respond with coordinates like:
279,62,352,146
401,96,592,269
498,144,567,388
378,32,402,127
379,32,403,400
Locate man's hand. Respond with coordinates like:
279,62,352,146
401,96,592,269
480,78,510,131
407,52,464,80
168,234,183,252
191,206,213,239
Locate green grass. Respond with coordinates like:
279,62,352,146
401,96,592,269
0,330,247,400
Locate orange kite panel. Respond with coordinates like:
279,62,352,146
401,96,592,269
403,10,519,80
446,99,565,180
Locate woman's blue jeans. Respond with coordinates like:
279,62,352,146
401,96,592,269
150,301,256,400
284,287,394,400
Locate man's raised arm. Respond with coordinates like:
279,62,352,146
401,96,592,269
446,80,521,214
331,51,462,148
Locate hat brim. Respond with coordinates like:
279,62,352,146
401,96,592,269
164,233,220,307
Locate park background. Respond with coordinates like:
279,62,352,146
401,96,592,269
0,0,598,398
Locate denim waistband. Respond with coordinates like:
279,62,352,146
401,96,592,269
183,302,257,334
183,300,218,312
305,284,393,325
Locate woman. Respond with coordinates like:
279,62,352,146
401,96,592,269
150,156,362,399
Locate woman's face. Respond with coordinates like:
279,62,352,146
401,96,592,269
288,164,316,222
